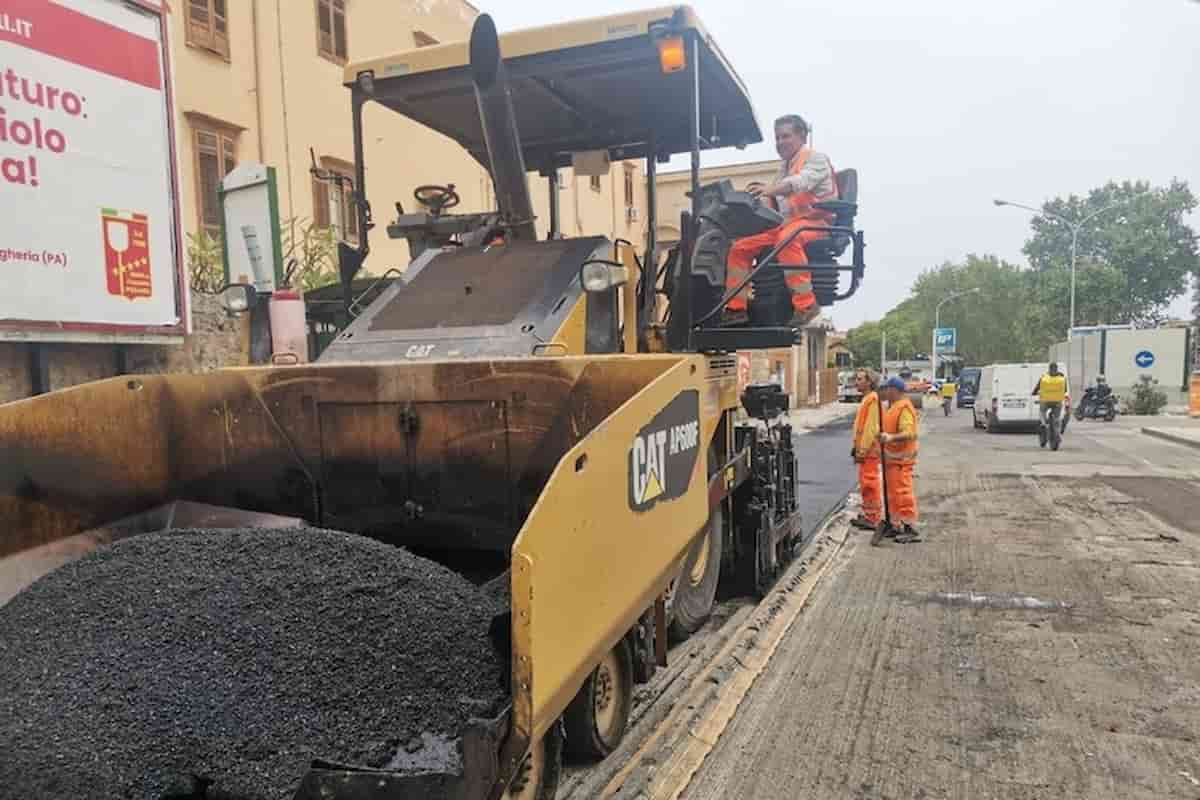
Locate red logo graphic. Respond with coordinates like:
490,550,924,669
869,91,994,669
101,210,152,300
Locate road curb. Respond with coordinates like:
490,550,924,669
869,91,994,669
1141,426,1200,451
599,511,854,799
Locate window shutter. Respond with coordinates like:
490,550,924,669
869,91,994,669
333,0,348,60
212,0,229,56
313,178,331,229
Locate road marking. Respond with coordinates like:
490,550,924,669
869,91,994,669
600,514,853,799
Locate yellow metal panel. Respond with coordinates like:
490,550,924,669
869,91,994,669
546,296,587,356
509,354,721,739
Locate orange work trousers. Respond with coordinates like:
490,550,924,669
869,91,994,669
884,461,918,526
726,217,819,313
858,456,882,524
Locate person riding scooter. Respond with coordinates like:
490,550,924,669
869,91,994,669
1075,375,1117,421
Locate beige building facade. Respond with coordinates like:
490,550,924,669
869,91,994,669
1,0,646,404
176,0,646,272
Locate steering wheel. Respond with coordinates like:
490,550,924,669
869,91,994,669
413,184,461,215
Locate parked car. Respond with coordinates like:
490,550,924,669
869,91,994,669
956,367,981,408
838,370,862,403
974,363,1070,432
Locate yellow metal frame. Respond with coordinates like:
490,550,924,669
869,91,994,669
508,354,722,742
344,5,748,98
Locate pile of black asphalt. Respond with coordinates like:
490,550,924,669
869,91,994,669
0,527,507,799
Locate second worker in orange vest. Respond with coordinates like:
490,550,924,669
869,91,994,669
726,114,837,327
850,369,882,531
879,376,921,543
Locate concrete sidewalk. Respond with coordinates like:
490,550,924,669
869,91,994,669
1142,423,1200,450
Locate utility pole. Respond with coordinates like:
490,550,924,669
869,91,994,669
880,330,886,376
993,199,1125,338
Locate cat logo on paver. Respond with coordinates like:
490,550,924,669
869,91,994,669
629,390,701,512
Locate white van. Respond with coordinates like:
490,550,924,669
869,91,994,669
973,363,1069,431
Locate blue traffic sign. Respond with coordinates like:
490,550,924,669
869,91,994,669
934,328,957,351
1135,350,1155,368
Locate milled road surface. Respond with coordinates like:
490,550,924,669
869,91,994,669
683,412,1200,800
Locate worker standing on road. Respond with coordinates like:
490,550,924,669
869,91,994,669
880,377,921,543
850,369,883,531
939,378,956,417
725,114,837,327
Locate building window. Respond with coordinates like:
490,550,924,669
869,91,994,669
589,175,602,192
623,165,635,207
312,158,359,244
316,0,348,64
413,30,439,47
192,120,238,240
187,0,229,59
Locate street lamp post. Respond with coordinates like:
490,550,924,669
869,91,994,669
993,198,1123,337
932,288,981,381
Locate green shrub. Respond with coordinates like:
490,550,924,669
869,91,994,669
1127,375,1167,416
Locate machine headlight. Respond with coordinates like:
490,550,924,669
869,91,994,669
580,261,628,293
218,282,258,314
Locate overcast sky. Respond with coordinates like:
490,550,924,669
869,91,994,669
493,0,1200,329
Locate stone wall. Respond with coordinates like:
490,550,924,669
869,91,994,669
0,293,248,405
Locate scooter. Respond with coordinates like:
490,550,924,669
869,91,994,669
1074,386,1117,422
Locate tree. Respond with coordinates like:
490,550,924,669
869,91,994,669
281,218,339,293
848,255,1049,371
1022,180,1199,327
187,231,224,294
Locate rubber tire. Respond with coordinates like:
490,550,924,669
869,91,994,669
1104,406,1116,422
563,638,633,760
985,412,997,434
668,506,723,641
973,410,984,430
503,724,563,800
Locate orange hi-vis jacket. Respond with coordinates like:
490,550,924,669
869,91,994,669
726,147,837,314
882,396,919,464
853,391,881,459
766,147,839,225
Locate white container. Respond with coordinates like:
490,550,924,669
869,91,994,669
269,289,308,365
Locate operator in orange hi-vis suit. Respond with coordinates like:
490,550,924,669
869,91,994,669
724,113,837,326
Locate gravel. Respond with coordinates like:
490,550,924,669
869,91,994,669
0,527,507,799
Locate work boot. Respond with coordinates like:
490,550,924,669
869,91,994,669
850,515,876,531
895,524,922,544
870,520,898,546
